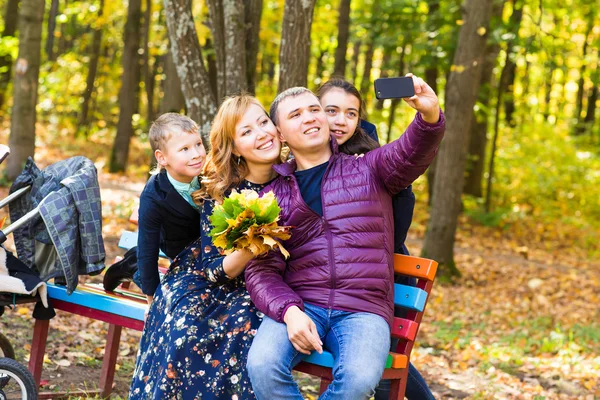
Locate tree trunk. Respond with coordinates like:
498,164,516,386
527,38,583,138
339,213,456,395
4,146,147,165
142,0,155,123
350,40,361,86
110,0,142,173
6,0,45,180
422,0,494,277
484,0,522,211
278,0,317,92
359,40,375,97
573,16,593,130
78,0,104,131
543,65,554,121
583,48,600,132
0,0,21,110
315,48,327,83
205,38,218,100
375,46,394,110
163,0,217,145
501,0,522,127
206,0,226,99
333,0,351,77
244,0,262,94
208,0,248,98
464,0,506,197
45,0,59,61
223,0,246,95
424,0,440,95
159,48,185,114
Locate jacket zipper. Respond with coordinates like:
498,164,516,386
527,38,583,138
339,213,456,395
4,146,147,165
287,159,336,308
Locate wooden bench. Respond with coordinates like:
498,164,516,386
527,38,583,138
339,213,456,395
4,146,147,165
30,225,436,399
294,254,438,399
28,229,156,399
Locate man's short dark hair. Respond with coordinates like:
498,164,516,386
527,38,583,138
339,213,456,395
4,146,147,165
269,87,314,126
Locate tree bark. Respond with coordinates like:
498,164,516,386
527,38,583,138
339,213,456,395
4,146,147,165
244,0,263,94
45,0,59,61
315,48,327,83
573,16,593,130
206,0,226,99
163,0,217,145
223,0,247,95
0,0,21,110
583,48,600,131
6,0,45,179
464,0,506,197
422,0,494,277
142,0,155,123
159,48,185,114
110,0,142,173
501,0,523,127
278,0,317,92
375,46,394,110
359,40,374,97
333,0,351,77
205,38,218,100
350,39,361,86
78,0,104,130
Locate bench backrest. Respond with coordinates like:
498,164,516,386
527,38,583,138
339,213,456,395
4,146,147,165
390,254,438,357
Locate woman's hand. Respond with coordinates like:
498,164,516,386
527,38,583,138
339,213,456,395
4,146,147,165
403,72,441,124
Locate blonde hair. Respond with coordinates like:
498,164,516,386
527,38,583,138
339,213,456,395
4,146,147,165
149,112,199,152
149,113,200,174
196,94,270,203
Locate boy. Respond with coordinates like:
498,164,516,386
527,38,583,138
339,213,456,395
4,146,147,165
103,113,205,304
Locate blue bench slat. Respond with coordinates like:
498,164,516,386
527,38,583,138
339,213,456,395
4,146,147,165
118,230,167,259
303,350,335,367
393,283,427,312
47,283,146,322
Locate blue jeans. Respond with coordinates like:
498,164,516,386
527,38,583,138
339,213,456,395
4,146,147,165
247,302,391,400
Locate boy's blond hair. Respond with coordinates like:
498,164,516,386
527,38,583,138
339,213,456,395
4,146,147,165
149,113,200,153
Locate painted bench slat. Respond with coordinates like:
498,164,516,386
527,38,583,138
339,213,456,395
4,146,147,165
47,283,146,322
393,254,437,282
393,283,427,312
304,350,408,370
390,317,419,341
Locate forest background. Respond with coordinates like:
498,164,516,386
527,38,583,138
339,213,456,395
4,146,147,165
0,0,599,398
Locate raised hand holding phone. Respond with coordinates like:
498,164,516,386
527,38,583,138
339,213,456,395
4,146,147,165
374,73,440,124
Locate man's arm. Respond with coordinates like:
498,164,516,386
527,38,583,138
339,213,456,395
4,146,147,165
245,249,303,322
364,74,445,194
245,250,322,354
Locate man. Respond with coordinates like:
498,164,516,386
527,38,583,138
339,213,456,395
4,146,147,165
245,76,444,399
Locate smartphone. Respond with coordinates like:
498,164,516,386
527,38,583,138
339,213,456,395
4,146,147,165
374,77,415,100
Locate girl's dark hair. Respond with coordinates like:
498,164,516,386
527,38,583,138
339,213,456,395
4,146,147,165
317,77,380,155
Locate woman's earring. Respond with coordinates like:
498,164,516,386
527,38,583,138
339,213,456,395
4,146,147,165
237,156,241,165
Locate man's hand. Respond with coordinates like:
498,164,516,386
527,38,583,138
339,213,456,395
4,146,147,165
283,306,323,355
402,72,440,124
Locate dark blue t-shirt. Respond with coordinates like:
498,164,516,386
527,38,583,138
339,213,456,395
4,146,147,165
294,161,328,216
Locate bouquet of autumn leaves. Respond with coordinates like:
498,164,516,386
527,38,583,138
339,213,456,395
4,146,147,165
208,189,292,258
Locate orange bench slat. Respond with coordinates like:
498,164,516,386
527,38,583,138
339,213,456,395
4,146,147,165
394,254,438,281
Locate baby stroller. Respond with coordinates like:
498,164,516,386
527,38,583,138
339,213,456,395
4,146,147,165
0,145,38,399
0,144,106,399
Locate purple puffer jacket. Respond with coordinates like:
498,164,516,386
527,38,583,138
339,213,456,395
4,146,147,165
245,111,445,327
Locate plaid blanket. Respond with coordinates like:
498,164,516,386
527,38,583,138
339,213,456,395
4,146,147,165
9,157,105,294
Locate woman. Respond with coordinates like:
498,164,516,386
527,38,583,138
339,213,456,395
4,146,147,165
317,77,436,400
129,95,281,400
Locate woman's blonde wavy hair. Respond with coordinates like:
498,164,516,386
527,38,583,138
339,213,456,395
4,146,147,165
195,94,272,203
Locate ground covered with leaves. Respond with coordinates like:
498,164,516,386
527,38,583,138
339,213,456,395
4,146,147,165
0,125,598,399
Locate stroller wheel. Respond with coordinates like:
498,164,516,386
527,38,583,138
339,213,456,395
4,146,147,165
0,358,37,399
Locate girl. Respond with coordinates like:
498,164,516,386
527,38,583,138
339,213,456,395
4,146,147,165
317,77,436,400
129,95,281,400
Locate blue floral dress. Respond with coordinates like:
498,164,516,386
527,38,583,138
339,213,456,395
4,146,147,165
129,181,265,400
